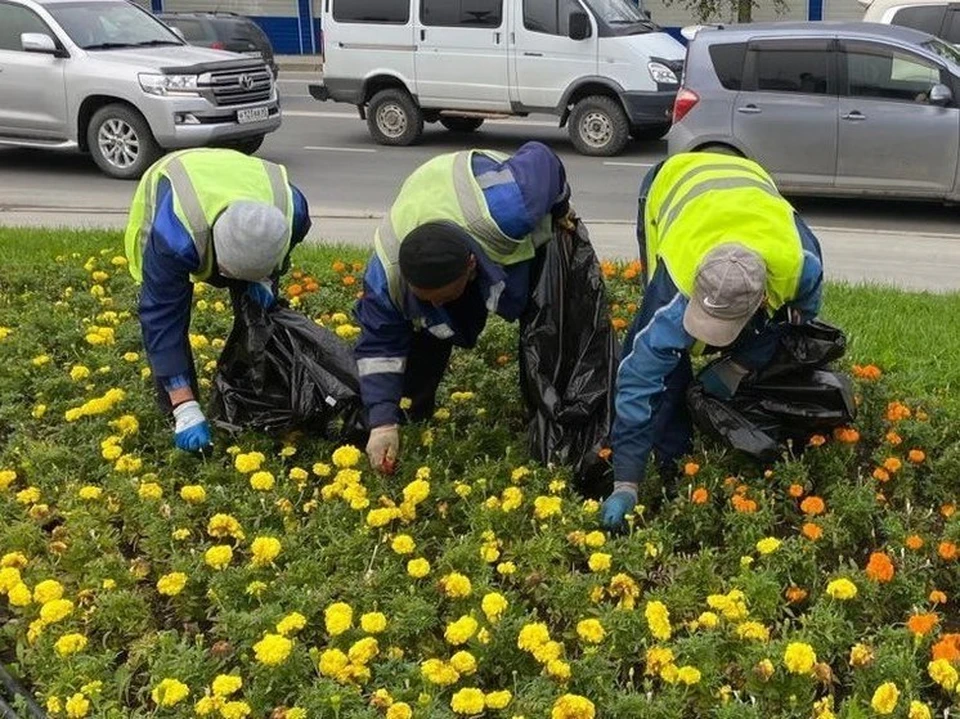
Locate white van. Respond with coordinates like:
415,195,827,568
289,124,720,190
309,0,685,156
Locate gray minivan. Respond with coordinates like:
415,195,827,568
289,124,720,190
668,22,960,200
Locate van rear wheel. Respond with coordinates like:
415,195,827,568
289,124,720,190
367,89,424,146
440,117,484,133
569,95,630,157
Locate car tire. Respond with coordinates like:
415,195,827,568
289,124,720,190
697,143,743,157
366,89,424,146
87,104,161,180
569,95,630,157
440,117,484,133
220,135,266,155
630,123,671,142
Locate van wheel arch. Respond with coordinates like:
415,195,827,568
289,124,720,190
558,79,628,128
694,142,744,157
77,95,151,153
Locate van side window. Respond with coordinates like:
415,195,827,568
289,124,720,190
844,42,943,104
333,0,409,24
890,5,946,36
523,0,583,35
0,2,51,51
421,0,502,27
709,43,746,90
944,9,960,43
753,45,830,94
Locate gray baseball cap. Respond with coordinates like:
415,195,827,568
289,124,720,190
212,201,289,281
683,244,767,347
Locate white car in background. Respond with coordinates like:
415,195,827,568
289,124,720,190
861,0,960,45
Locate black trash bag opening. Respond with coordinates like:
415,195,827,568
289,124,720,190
208,294,363,439
689,321,857,462
518,220,618,493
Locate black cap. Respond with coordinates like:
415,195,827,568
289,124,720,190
398,222,472,289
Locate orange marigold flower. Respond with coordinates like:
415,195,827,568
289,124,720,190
788,484,805,498
808,434,826,447
352,261,364,272
286,284,303,298
691,487,709,504
496,355,510,366
865,552,895,583
801,522,823,541
800,496,826,516
785,586,808,604
886,431,902,446
597,447,612,461
332,260,346,273
938,541,958,561
932,634,960,662
941,504,956,518
305,281,320,292
930,590,947,605
852,364,882,381
684,462,700,477
886,401,912,422
735,484,749,496
622,266,639,281
834,427,860,444
723,476,738,488
600,261,617,279
342,275,357,286
873,468,890,483
731,495,758,514
905,535,924,551
883,457,902,473
611,317,628,331
291,270,303,280
908,449,926,464
907,613,939,637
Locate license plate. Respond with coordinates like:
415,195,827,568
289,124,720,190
243,51,262,58
237,106,269,124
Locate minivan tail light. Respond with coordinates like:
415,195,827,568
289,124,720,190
672,88,699,124
211,41,226,49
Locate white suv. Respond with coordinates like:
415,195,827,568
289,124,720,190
862,0,960,46
0,0,281,178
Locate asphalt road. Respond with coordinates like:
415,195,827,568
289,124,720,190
1,71,959,290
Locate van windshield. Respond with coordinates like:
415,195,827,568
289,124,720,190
583,0,659,32
47,2,183,50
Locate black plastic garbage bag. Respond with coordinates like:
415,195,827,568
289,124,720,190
519,220,617,484
208,295,362,437
688,321,856,462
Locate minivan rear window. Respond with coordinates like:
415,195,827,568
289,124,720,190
709,43,746,89
421,0,503,27
754,47,830,94
333,0,409,24
890,5,946,36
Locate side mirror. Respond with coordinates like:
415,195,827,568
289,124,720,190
930,83,953,106
643,8,652,19
170,26,186,41
568,11,591,41
21,32,60,55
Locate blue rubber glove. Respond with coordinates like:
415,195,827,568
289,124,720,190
601,484,639,530
246,280,275,309
699,358,750,401
173,400,212,452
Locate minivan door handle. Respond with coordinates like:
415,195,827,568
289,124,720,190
736,104,762,114
494,31,501,44
523,51,543,56
420,29,426,41
842,111,866,121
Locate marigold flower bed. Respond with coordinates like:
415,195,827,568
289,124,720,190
2,230,960,719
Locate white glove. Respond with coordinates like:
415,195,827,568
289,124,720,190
172,400,212,451
366,424,399,474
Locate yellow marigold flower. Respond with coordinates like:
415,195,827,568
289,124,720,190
1,552,28,569
332,445,362,468
207,514,244,540
451,688,485,714
286,709,306,719
205,545,233,570
484,690,511,709
276,612,307,636
391,535,415,555
928,658,958,690
367,506,401,528
312,462,332,477
497,561,517,575
0,567,21,594
335,324,361,340
220,701,252,719
137,481,162,500
325,602,353,635
551,694,595,719
156,573,187,597
849,643,874,667
78,486,102,500
46,696,62,715
65,693,90,718
403,478,431,506
33,579,63,604
533,495,563,519
645,600,672,641
645,646,675,675
908,700,933,719
178,484,206,504
697,611,719,629
151,678,190,707
577,618,605,644
871,682,899,715
0,470,17,491
253,633,292,665
441,572,472,598
32,404,47,419
318,648,349,677
547,659,572,680
588,552,611,573
172,529,191,541
533,640,563,664
386,702,413,719
54,633,88,657
518,622,551,652
348,636,379,665
109,414,138,436
499,486,523,512
249,471,275,491
584,530,606,548
482,592,509,623
288,467,309,484
359,611,387,634
211,674,242,697
101,444,122,461
233,452,265,474
826,578,858,600
421,658,460,686
783,642,817,675
445,615,479,645
756,537,781,555
407,558,430,578
250,536,282,566
449,650,477,675
736,621,770,642
32,354,51,366
707,590,749,620
16,486,41,504
677,665,702,685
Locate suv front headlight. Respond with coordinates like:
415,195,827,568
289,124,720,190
647,62,679,85
138,73,200,96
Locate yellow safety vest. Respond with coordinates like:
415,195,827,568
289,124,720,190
124,148,294,284
644,152,803,312
375,149,553,310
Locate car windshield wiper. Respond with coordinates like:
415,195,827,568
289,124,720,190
133,39,183,46
82,42,136,50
